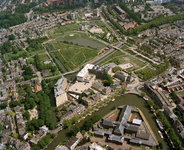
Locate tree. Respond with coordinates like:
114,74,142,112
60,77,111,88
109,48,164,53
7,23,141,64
31,145,40,150
147,99,154,107
7,110,15,116
104,75,113,86
69,126,80,136
72,116,79,124
12,132,18,138
24,65,33,76
0,123,5,131
9,100,20,108
82,120,93,131
51,66,57,72
23,110,30,120
61,106,67,111
2,67,6,73
8,34,15,40
153,105,159,111
63,119,72,128
0,103,7,110
122,88,127,93
156,111,163,119
141,92,146,97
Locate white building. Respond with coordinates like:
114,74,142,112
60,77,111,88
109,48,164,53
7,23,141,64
54,77,68,107
76,64,94,82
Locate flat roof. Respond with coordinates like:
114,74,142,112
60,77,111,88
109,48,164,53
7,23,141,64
77,64,94,78
69,82,92,94
132,119,142,125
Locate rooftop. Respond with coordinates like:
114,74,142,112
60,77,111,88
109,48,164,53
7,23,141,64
77,64,94,78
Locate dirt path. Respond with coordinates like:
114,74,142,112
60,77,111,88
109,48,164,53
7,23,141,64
134,65,147,72
58,51,66,62
82,52,86,59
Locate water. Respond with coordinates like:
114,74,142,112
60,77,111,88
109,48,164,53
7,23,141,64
46,94,171,150
56,37,105,50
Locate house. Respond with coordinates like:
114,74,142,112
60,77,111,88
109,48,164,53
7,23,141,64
18,142,30,150
55,145,69,150
14,104,24,112
123,22,138,30
175,94,184,115
65,132,83,150
30,126,48,144
34,85,40,92
42,69,50,77
60,104,85,122
15,113,27,140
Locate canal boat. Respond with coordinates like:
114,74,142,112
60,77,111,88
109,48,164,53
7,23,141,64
167,139,172,147
156,119,164,131
158,130,163,138
103,104,107,107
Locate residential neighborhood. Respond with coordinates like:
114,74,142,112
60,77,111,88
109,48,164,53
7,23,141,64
0,0,184,149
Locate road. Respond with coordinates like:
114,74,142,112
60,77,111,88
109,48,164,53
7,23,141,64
26,9,33,22
100,8,121,42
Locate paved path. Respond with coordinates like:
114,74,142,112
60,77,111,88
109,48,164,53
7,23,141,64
135,106,159,145
49,126,63,134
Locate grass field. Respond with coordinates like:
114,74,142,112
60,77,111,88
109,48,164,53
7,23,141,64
99,51,126,65
178,91,184,98
4,51,25,62
50,42,99,71
27,48,46,56
47,24,80,39
99,50,145,72
38,54,50,62
47,24,106,47
63,33,80,40
134,66,154,79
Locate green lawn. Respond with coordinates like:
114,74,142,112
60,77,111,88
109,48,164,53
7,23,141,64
63,33,80,40
27,57,34,64
47,24,80,39
134,66,154,79
4,51,25,62
99,50,146,72
51,42,99,71
178,91,184,98
99,51,126,65
38,54,50,62
27,48,46,56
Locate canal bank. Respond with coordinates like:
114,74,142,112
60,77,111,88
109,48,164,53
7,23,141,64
46,94,170,150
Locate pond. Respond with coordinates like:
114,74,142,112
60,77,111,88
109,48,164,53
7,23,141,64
46,94,170,150
56,37,105,50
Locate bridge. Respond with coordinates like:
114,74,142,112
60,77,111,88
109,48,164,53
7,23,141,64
49,126,63,134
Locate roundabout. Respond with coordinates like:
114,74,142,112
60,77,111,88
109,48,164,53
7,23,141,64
63,33,80,40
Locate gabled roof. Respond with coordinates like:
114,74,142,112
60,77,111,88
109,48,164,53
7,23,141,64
103,120,114,128
114,124,124,135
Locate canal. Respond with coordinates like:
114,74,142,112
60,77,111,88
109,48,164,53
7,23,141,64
46,94,170,150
